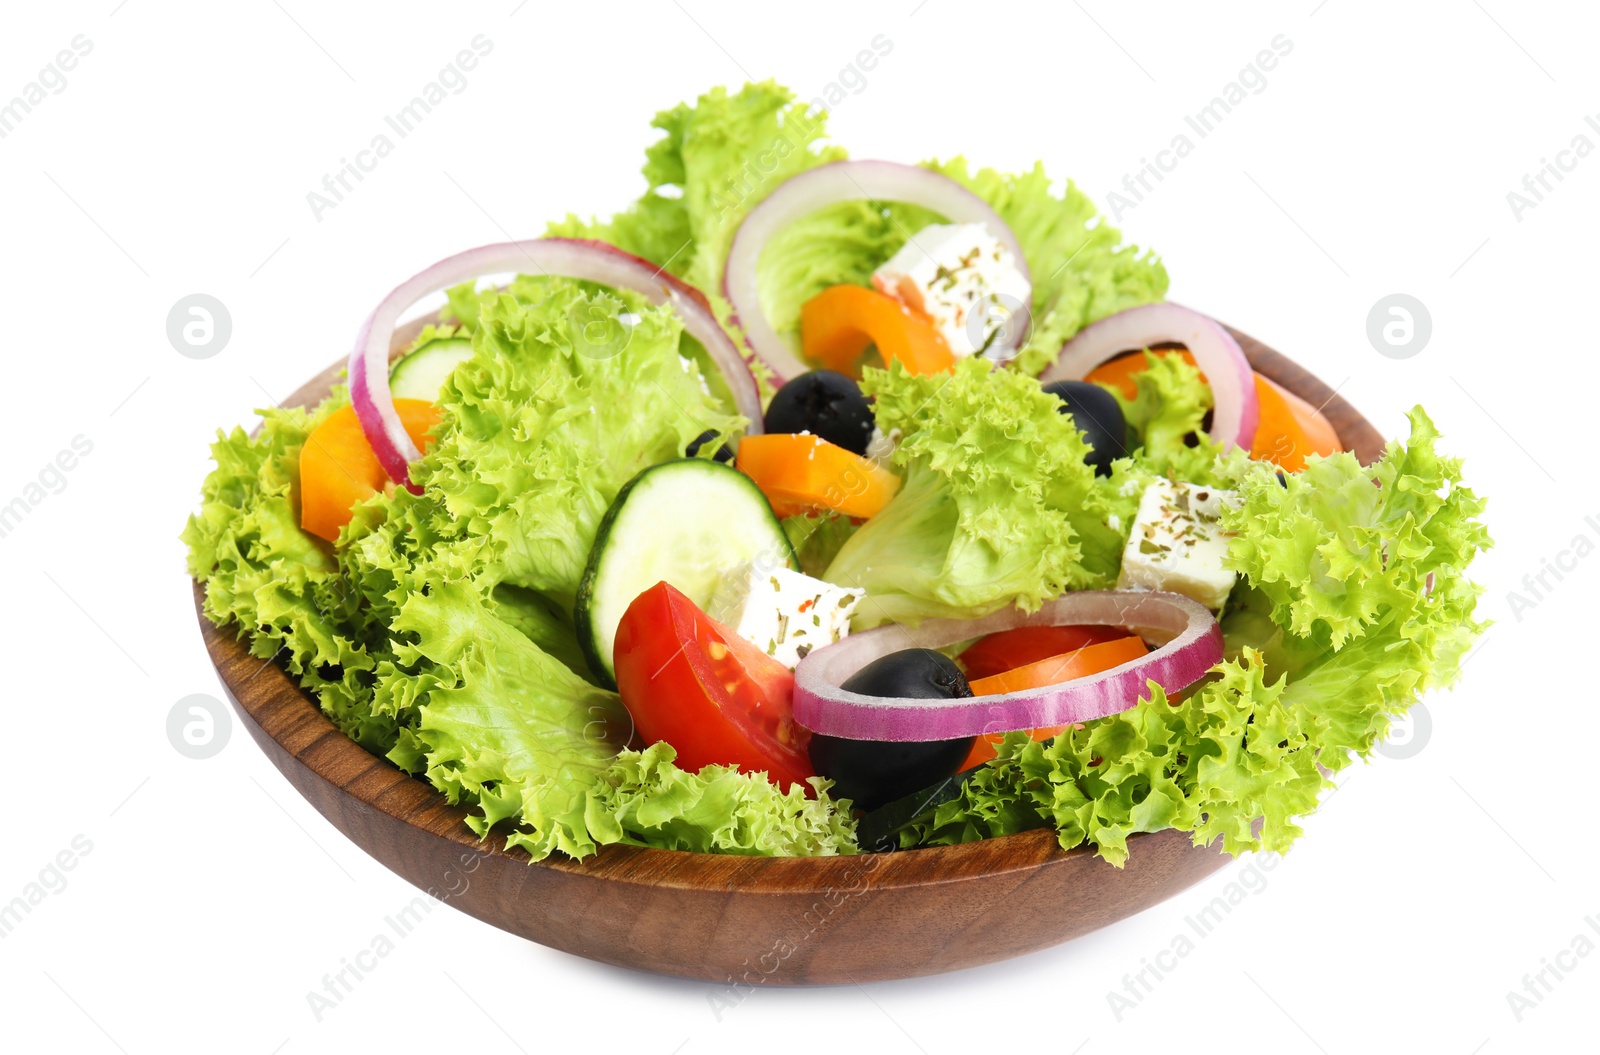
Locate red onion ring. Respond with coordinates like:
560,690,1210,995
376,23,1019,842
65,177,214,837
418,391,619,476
1038,302,1260,451
723,160,1032,381
348,238,764,491
793,591,1221,742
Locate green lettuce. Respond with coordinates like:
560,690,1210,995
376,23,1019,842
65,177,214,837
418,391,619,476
411,283,743,611
187,282,857,861
396,580,630,856
901,409,1489,862
548,82,840,295
1220,407,1491,762
394,580,857,859
1112,351,1215,476
549,81,1166,377
584,743,857,857
1092,350,1250,520
186,82,1482,869
908,650,1324,865
823,360,1127,624
181,396,398,753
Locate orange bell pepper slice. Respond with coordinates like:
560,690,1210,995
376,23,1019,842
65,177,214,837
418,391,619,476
1251,374,1340,472
961,635,1149,769
735,432,901,520
1083,350,1341,473
299,399,441,543
800,284,956,377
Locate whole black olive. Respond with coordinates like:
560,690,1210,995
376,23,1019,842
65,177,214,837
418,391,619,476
1042,379,1128,476
808,648,977,811
764,370,875,456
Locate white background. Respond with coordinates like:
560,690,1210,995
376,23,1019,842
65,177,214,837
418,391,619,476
2,1,1594,1052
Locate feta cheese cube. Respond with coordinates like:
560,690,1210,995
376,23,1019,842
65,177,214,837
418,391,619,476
872,223,1031,357
1115,480,1239,610
708,561,865,669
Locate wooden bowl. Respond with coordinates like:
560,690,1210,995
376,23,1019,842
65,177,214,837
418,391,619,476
196,320,1381,985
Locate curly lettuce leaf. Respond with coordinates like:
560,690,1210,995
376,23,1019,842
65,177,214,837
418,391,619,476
398,580,855,859
547,82,1164,379
1221,407,1492,763
548,82,840,292
903,409,1489,863
403,321,466,352
339,281,744,710
1113,351,1215,475
907,651,1324,865
823,360,1126,624
184,284,853,861
415,282,743,610
397,581,628,853
584,743,857,857
181,395,398,752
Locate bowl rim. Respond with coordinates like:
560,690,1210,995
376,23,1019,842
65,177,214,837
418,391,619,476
196,314,1382,894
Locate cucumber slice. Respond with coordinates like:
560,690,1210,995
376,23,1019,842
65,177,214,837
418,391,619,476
389,337,474,401
576,458,797,688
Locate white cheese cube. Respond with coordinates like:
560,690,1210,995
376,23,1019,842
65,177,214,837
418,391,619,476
708,561,865,669
872,223,1031,357
1115,480,1239,610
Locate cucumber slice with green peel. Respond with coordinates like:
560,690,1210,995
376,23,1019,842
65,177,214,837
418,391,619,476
389,337,474,401
576,458,797,688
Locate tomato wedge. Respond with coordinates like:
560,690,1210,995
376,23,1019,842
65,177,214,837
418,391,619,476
960,636,1149,768
300,399,441,542
735,432,902,519
613,581,814,789
800,284,956,377
957,624,1130,682
1084,349,1340,472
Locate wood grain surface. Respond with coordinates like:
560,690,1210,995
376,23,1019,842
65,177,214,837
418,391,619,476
195,319,1382,984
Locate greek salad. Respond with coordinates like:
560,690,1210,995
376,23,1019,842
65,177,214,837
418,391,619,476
185,83,1489,866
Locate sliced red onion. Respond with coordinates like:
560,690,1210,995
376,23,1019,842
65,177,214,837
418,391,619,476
348,238,763,491
793,591,1221,742
1039,302,1260,451
723,160,1032,381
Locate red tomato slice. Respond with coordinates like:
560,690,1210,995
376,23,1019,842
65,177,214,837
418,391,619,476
613,582,814,789
957,624,1129,682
